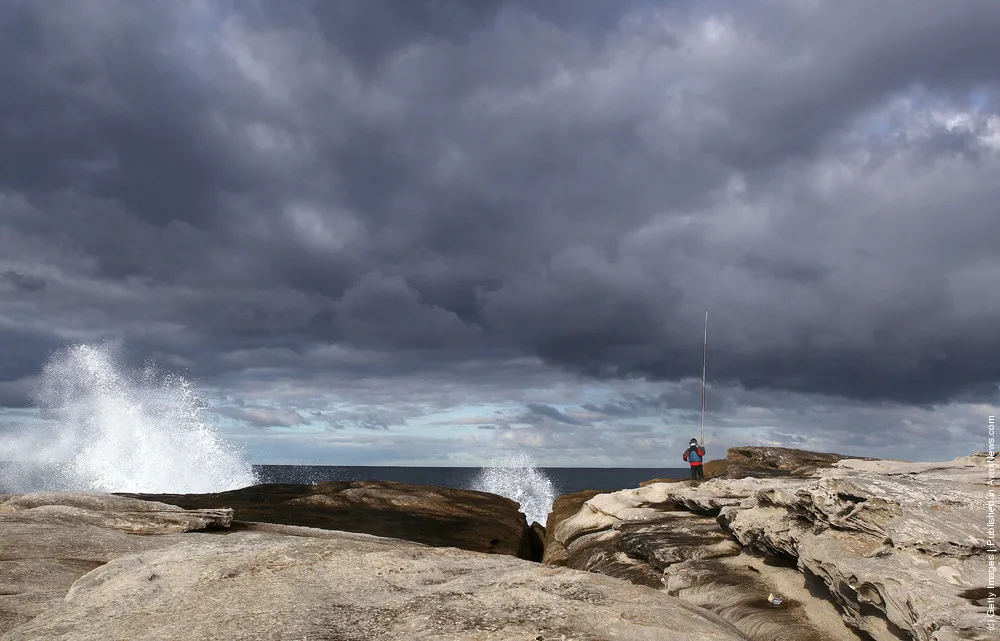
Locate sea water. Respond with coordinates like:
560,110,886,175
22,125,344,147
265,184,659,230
252,465,687,523
0,343,258,493
469,452,557,525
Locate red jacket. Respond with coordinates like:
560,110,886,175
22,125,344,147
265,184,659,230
683,446,705,466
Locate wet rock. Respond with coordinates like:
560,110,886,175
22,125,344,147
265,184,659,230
119,479,537,560
3,527,750,641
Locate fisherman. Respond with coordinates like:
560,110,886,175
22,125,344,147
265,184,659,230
683,438,705,481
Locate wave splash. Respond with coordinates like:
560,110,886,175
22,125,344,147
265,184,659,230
3,343,257,493
470,452,556,525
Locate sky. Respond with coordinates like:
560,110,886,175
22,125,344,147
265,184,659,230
1,0,998,467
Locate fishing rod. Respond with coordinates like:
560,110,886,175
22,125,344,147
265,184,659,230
700,310,708,447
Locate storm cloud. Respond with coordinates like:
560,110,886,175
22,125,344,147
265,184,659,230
1,0,998,463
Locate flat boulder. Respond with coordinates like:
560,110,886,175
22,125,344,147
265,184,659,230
0,491,232,533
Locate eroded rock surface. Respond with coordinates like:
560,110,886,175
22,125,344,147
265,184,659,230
543,489,603,566
0,492,228,633
119,479,537,559
545,451,989,641
2,519,750,640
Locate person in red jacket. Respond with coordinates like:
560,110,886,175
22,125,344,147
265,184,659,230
683,438,705,481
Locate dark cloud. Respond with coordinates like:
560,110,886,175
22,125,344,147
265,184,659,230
583,391,687,418
0,0,998,463
0,379,38,409
212,406,307,428
0,326,63,391
524,403,586,426
738,255,831,284
323,410,401,432
1,270,46,292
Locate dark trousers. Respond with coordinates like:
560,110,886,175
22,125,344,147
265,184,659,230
690,465,704,480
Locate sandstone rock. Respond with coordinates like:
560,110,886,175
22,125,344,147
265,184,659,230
545,480,853,640
638,476,686,486
545,452,989,641
542,489,604,566
3,529,750,641
702,446,876,479
663,553,865,641
1,492,232,533
718,455,988,640
0,492,225,633
119,479,538,560
0,484,543,637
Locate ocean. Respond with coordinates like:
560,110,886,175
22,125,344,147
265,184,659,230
255,465,687,495
253,464,688,524
1,461,687,525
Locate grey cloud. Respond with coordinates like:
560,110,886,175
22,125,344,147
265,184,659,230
214,406,307,428
325,271,484,350
333,415,391,431
524,403,587,426
0,326,65,388
322,408,412,432
2,270,46,292
0,0,998,456
580,388,707,418
739,255,831,284
0,378,39,409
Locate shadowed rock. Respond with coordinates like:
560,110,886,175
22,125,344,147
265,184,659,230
118,479,538,560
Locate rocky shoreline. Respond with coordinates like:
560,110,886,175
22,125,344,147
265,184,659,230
0,481,745,640
543,447,990,641
0,448,989,639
